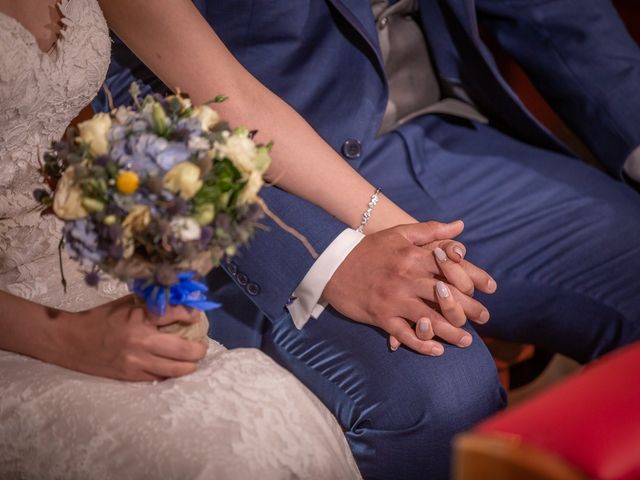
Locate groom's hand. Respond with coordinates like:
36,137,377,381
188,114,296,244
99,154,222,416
322,221,495,356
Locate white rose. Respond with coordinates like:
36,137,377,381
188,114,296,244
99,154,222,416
163,162,203,199
238,171,264,205
77,112,112,156
171,217,202,242
216,134,258,174
188,135,211,152
53,167,88,220
112,106,134,125
192,105,220,131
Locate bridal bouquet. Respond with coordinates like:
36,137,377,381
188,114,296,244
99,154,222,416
34,85,271,316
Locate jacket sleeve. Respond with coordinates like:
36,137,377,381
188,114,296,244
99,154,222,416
93,37,347,323
475,0,640,175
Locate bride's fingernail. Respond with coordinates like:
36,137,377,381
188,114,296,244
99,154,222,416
453,246,465,260
389,337,400,352
436,281,450,298
431,344,444,356
434,247,448,262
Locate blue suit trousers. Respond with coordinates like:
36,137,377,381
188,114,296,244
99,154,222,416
213,114,640,480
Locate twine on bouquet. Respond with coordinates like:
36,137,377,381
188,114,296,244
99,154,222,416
255,197,318,259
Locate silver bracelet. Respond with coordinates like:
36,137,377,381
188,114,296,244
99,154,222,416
357,187,381,233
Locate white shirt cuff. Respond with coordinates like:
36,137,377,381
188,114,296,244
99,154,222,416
624,145,640,182
286,228,364,329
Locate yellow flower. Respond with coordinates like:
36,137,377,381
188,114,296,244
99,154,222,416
254,145,272,174
53,167,88,220
77,112,112,156
121,205,151,258
192,105,220,131
116,171,140,195
238,171,264,205
163,162,203,199
193,203,215,225
123,205,151,233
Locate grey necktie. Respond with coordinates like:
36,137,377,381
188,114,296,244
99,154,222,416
372,0,487,134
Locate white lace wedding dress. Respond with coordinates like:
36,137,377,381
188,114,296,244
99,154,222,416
0,1,361,478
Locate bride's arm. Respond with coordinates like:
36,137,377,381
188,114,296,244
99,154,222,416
99,0,496,354
0,290,206,381
98,0,414,233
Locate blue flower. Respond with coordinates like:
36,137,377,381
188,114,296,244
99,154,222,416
126,152,161,176
64,219,105,266
130,119,150,133
109,138,128,163
175,118,203,136
155,143,192,170
107,125,127,143
131,272,221,316
130,133,169,158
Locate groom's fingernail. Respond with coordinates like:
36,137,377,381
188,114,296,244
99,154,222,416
479,309,490,323
418,318,431,333
434,247,448,262
458,335,472,347
487,278,497,293
453,246,465,260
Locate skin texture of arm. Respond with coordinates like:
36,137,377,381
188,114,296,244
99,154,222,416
98,0,498,355
0,291,207,381
98,0,414,233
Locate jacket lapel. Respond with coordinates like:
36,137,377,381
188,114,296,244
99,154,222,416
443,0,479,38
325,0,384,67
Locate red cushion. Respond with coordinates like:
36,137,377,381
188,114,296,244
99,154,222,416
475,342,640,480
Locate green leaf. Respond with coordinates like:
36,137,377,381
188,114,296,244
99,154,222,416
204,95,228,105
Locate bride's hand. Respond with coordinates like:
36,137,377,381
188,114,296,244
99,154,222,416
388,238,497,351
51,296,207,382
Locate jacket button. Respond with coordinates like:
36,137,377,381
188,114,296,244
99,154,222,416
236,272,249,286
341,139,362,159
227,261,238,276
246,282,260,296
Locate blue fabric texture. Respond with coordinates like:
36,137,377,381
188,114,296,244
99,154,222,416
94,1,640,478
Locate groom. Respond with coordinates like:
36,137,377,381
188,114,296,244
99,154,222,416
96,0,640,478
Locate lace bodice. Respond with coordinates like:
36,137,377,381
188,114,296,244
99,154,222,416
0,0,127,311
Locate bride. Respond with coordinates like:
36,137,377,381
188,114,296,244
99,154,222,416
0,0,492,478
0,1,361,478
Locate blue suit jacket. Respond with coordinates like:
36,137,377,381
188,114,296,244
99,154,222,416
95,0,640,339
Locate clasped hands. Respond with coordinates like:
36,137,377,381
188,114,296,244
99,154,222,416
323,220,496,356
